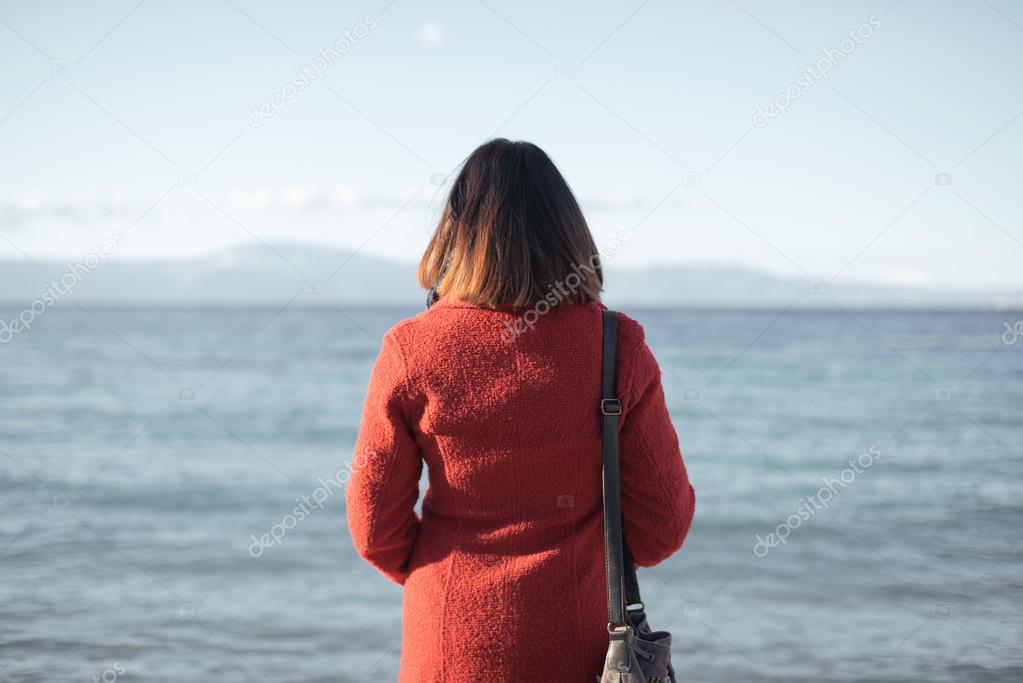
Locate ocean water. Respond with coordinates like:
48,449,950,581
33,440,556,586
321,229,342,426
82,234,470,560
1,305,1021,682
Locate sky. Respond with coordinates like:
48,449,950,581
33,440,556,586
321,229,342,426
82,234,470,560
1,0,1022,291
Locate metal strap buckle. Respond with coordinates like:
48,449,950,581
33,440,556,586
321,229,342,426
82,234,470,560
601,398,622,416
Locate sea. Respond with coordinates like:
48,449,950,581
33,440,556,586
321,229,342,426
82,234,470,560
1,305,1021,682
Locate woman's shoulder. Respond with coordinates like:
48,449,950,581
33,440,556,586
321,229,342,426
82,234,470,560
608,309,661,402
377,301,483,354
379,309,430,353
600,308,650,371
612,309,647,346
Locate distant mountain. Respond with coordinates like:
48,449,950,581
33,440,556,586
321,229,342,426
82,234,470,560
605,264,1022,308
0,245,1019,308
0,245,420,305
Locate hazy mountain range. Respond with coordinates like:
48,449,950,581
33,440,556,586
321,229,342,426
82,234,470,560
0,245,1019,309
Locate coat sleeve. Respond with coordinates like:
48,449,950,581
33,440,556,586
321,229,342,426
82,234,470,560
346,331,423,585
617,317,695,567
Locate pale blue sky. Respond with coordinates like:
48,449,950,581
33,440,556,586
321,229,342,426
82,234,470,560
1,0,1022,289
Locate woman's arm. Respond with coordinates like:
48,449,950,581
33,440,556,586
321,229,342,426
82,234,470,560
346,331,422,585
617,315,696,567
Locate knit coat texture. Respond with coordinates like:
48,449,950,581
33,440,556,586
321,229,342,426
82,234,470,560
346,299,695,682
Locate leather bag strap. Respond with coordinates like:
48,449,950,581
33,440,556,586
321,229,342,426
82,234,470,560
601,310,642,627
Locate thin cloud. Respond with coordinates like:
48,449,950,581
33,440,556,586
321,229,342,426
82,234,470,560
0,187,669,230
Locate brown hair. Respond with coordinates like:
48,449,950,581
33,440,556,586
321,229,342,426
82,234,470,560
417,139,603,309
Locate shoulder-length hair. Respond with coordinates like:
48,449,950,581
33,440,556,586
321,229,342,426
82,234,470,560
417,139,603,309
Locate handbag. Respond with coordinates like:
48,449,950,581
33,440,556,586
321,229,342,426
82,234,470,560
599,310,677,683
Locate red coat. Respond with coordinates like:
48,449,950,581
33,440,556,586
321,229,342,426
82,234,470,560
346,300,695,682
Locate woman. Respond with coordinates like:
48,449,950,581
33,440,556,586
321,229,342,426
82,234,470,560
346,139,695,682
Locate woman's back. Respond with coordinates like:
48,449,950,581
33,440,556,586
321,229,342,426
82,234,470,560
414,299,607,537
347,299,694,682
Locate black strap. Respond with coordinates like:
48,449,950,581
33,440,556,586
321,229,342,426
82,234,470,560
623,543,641,609
601,310,643,627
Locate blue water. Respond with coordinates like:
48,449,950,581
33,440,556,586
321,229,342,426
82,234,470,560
1,305,1021,682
